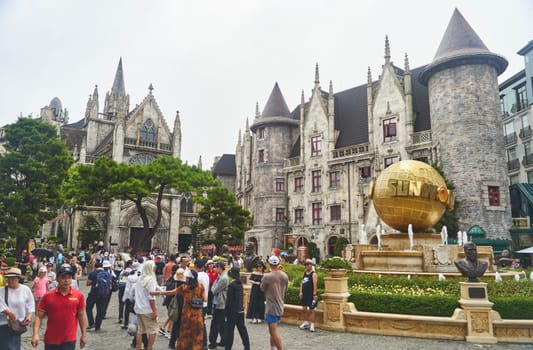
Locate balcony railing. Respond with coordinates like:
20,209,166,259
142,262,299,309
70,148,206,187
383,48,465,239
519,126,532,139
332,143,370,159
504,133,517,146
124,137,171,151
507,158,520,171
522,153,533,167
283,157,300,168
410,130,432,145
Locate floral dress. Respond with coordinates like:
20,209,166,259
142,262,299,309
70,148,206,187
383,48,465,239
175,283,205,350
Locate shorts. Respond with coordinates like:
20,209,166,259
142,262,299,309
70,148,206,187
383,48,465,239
265,314,281,324
136,313,159,335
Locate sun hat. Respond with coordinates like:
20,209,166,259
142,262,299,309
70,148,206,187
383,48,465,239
304,258,315,265
39,266,48,273
4,267,22,277
102,260,112,268
268,255,280,266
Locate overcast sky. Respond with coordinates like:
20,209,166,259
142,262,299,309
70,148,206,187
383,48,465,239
1,0,531,168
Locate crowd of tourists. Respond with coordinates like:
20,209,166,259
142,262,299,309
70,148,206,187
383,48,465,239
0,244,328,350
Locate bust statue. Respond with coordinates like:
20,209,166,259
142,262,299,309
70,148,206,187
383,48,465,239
243,241,260,272
454,242,488,282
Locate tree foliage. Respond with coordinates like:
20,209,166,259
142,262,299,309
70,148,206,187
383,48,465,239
0,118,73,253
63,155,215,250
196,186,251,249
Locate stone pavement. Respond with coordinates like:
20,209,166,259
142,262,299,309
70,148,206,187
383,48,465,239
20,277,533,350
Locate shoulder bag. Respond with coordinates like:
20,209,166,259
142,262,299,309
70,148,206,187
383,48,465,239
4,288,28,335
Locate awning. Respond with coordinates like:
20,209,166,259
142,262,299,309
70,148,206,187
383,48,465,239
516,247,533,254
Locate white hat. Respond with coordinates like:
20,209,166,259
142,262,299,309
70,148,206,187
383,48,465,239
39,266,48,273
268,255,280,266
102,260,112,268
132,262,140,270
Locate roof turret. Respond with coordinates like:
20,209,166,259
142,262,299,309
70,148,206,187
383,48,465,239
261,82,291,118
419,8,507,85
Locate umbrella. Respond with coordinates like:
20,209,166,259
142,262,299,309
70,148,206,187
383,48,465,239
516,247,533,254
31,248,54,258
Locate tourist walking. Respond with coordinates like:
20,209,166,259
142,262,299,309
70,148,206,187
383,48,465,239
299,259,318,332
165,267,186,349
246,261,265,323
153,269,206,350
224,267,250,350
209,261,228,349
32,267,49,305
261,255,288,350
133,260,159,350
0,267,34,350
32,265,87,349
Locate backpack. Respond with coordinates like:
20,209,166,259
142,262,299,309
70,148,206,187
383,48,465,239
167,295,180,322
96,270,111,296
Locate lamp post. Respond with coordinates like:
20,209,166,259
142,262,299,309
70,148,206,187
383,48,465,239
64,205,74,249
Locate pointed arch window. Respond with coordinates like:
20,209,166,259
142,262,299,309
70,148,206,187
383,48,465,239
141,119,157,145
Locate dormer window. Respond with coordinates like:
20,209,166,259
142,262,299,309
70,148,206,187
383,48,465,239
258,127,265,139
383,118,397,142
311,135,322,156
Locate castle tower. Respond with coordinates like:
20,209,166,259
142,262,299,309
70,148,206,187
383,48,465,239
103,58,130,119
419,9,511,237
249,83,299,255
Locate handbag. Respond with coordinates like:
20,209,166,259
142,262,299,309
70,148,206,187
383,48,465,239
4,288,28,335
189,297,203,309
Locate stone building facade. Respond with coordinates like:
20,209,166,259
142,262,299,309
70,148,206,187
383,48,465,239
38,59,196,252
232,9,512,258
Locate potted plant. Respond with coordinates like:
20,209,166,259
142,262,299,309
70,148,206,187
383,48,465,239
319,256,352,277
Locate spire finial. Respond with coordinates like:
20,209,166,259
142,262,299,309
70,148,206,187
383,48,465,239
255,102,260,118
93,84,99,96
245,117,249,131
367,67,372,84
384,35,391,63
329,80,333,97
148,83,154,95
301,89,305,105
404,52,410,73
314,62,320,86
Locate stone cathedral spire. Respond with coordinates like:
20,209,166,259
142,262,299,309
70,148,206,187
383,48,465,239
104,57,130,119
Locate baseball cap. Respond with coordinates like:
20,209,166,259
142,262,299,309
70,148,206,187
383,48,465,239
132,262,140,270
102,260,112,268
268,255,280,266
39,266,48,273
57,265,75,276
215,261,225,269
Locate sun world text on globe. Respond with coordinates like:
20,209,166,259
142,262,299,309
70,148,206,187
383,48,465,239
369,160,454,232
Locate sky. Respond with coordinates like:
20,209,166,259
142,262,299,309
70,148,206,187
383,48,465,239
0,1,531,169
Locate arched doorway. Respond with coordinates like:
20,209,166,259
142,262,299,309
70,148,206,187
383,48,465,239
327,236,338,257
296,236,308,248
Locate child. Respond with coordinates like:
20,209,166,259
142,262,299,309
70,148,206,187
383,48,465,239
32,266,49,304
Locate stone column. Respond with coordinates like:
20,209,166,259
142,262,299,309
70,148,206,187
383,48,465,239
459,282,498,343
321,269,356,331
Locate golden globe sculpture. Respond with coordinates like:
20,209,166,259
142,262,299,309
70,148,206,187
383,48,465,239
369,160,454,232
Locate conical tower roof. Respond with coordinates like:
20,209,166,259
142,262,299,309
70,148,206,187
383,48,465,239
250,82,298,132
419,8,507,85
261,82,291,118
111,57,126,95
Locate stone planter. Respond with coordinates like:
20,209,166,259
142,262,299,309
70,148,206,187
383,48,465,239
325,268,347,278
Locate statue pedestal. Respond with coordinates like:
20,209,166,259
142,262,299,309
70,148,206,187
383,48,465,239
459,282,497,344
321,270,356,332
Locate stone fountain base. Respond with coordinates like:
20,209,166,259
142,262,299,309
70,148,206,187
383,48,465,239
350,233,495,273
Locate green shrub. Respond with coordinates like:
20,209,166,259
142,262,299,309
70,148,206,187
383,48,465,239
4,257,16,266
492,297,533,319
349,292,459,317
284,286,301,305
319,256,352,270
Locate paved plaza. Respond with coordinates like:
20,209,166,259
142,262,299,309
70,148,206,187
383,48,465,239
20,277,533,350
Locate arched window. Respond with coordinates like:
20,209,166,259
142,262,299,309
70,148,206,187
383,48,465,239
327,236,338,257
180,197,194,213
296,237,308,248
141,119,156,144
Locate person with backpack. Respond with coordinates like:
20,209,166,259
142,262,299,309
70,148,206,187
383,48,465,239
85,261,111,331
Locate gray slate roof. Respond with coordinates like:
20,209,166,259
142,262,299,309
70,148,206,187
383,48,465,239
111,58,126,95
212,154,236,176
261,82,292,118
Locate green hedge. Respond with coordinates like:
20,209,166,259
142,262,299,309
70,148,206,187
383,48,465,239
492,297,533,319
348,292,459,317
